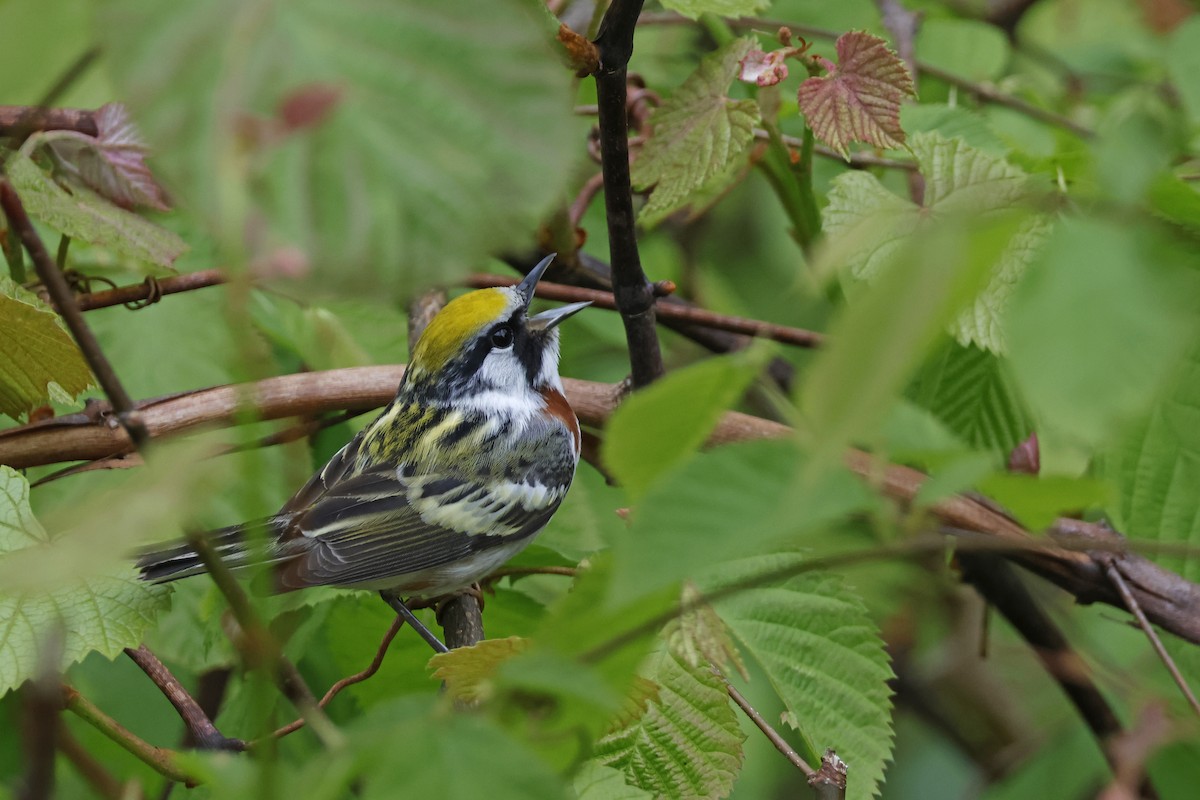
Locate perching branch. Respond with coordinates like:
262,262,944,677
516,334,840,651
591,0,665,387
6,369,1200,649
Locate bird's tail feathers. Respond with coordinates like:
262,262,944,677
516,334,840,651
135,519,283,584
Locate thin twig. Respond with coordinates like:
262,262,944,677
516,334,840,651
124,645,246,751
723,675,814,777
58,728,132,800
0,180,149,448
271,616,405,740
468,274,824,348
70,269,228,312
1103,559,1200,718
486,565,580,581
593,0,664,387
61,684,198,786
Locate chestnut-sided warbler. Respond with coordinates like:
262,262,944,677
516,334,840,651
137,255,588,627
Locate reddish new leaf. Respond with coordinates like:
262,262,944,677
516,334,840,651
45,103,171,211
796,31,915,158
738,48,790,87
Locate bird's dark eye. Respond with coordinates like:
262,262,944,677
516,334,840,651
490,324,514,349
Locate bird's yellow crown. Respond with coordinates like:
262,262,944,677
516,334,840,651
409,287,517,375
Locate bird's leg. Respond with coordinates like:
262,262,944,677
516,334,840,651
379,592,449,654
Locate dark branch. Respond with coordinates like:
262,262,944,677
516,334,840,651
956,553,1156,798
0,105,99,138
72,270,227,312
592,0,664,387
124,645,246,751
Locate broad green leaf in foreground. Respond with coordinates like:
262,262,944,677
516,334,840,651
5,151,187,268
821,132,1047,354
594,644,745,800
797,31,915,158
94,0,582,297
802,208,1015,470
611,439,870,603
353,695,568,800
1103,342,1200,581
700,552,894,800
632,38,759,225
0,466,170,695
1006,219,1197,447
0,277,92,419
602,348,767,501
573,762,654,800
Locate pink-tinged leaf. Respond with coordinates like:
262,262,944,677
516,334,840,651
797,31,916,158
738,48,789,87
46,103,171,211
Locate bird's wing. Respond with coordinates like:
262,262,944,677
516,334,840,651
276,466,564,590
277,429,366,517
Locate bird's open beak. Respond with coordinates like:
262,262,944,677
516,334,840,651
527,300,591,332
516,253,591,330
516,253,557,305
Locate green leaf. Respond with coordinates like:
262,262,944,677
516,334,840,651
977,473,1113,531
0,466,170,696
1006,219,1198,447
659,0,770,20
822,133,1045,353
1165,18,1200,126
5,152,187,268
797,31,915,158
573,762,654,800
802,211,1015,468
632,38,759,225
0,276,92,419
594,645,745,800
602,349,767,500
900,103,1008,155
908,340,1032,455
915,19,1010,81
1102,342,1200,581
353,695,569,800
95,0,582,297
700,552,894,800
611,440,870,603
